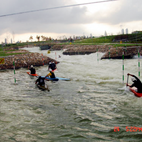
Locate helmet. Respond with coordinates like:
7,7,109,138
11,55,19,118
31,65,33,68
131,77,136,82
49,68,52,72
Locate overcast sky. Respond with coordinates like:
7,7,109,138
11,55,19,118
0,0,142,43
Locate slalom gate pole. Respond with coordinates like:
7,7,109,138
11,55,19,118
13,61,16,83
122,51,124,84
138,48,140,78
97,48,99,61
127,74,129,84
41,53,44,65
109,47,110,59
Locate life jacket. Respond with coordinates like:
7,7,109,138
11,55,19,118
50,71,55,78
30,67,35,74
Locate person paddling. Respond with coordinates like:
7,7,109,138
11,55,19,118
35,76,45,86
45,69,56,79
126,73,142,93
48,61,56,71
35,76,50,91
29,65,36,74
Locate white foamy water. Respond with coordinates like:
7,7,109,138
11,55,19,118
0,47,142,142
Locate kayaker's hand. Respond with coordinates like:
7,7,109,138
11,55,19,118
127,73,133,76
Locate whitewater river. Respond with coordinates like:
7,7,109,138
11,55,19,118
0,47,142,142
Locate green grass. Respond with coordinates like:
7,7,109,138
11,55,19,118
0,46,28,56
74,36,112,44
0,51,28,56
0,51,6,56
0,33,142,57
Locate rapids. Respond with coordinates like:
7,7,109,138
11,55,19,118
0,47,142,141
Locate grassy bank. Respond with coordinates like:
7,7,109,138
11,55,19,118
1,33,142,56
0,46,27,56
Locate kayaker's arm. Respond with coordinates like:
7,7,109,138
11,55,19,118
126,83,131,87
45,72,51,78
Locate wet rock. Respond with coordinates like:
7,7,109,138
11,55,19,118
101,46,141,59
62,45,113,55
0,53,59,70
53,44,141,59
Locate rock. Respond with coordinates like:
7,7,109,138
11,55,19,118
0,53,59,70
101,46,141,59
52,44,141,59
62,45,112,55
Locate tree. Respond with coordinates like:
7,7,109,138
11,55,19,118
49,37,51,40
41,35,49,41
45,37,49,41
36,35,40,42
41,35,44,41
29,36,33,42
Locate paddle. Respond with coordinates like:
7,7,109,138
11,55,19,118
123,73,129,92
127,74,129,85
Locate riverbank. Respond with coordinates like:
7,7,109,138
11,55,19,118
101,46,142,59
50,44,142,59
1,44,142,70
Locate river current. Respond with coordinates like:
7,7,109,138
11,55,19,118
0,47,142,142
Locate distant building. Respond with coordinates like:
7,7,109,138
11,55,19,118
126,28,128,34
90,34,92,38
73,35,76,40
76,36,81,39
121,29,124,34
5,39,7,44
104,31,107,36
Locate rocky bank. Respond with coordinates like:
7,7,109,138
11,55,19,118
0,52,58,70
1,44,142,70
50,44,142,59
101,46,142,59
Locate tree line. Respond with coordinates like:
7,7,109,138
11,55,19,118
29,35,52,42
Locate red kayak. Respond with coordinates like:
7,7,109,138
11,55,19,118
129,87,142,97
27,72,39,77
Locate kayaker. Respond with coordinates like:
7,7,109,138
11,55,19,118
35,76,45,86
45,69,56,80
52,61,56,70
126,73,142,93
48,61,56,71
29,65,36,74
35,76,50,91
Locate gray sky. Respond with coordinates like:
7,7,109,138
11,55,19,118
0,0,142,42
